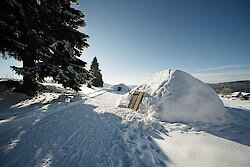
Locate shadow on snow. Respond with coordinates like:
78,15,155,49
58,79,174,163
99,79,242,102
0,93,171,167
181,106,250,146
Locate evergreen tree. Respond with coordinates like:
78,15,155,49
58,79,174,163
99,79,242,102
0,0,91,95
90,57,103,87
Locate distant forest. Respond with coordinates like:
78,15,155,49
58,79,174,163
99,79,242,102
208,80,250,93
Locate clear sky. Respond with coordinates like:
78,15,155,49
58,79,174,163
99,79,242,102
1,0,250,85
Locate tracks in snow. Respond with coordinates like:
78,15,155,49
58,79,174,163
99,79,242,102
0,90,167,167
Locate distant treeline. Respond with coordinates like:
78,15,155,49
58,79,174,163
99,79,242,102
208,80,250,93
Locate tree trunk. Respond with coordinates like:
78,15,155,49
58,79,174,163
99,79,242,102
22,55,37,96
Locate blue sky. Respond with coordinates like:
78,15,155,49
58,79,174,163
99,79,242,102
1,0,250,84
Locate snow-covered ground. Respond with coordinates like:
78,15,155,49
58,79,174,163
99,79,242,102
220,94,250,111
0,83,250,166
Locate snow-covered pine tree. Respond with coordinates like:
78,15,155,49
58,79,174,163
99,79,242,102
90,57,104,87
0,0,40,94
0,0,91,95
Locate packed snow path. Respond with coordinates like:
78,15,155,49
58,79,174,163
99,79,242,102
0,88,167,167
0,86,250,167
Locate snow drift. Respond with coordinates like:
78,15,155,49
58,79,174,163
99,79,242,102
120,69,226,124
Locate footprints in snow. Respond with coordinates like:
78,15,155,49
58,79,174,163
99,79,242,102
124,129,162,155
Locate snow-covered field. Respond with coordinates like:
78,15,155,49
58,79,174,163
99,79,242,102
0,81,250,166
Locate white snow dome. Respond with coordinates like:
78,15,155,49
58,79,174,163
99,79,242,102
122,69,227,124
110,83,130,93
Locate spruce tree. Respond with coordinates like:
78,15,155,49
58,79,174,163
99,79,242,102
90,57,104,87
0,0,91,95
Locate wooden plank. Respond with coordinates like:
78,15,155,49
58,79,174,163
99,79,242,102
128,91,144,111
133,92,144,111
128,91,139,109
129,93,138,109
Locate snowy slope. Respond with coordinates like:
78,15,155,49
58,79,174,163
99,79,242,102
154,128,250,167
0,84,250,167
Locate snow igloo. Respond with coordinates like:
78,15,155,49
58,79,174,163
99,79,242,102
110,83,130,93
120,69,226,124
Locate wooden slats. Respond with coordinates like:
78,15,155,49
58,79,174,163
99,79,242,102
128,91,144,111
